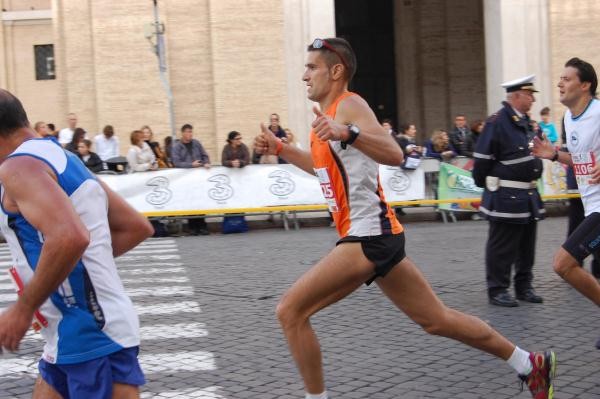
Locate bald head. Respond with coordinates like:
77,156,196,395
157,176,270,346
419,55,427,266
0,89,30,137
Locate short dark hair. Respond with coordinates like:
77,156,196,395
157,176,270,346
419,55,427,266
81,139,92,148
565,57,598,96
0,89,30,137
381,118,393,126
227,131,241,142
47,123,55,131
103,125,114,136
181,123,193,132
540,107,550,116
308,37,357,82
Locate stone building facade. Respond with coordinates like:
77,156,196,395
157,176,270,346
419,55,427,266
1,0,599,157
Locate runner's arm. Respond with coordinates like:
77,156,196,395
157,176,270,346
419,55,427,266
98,181,154,257
0,157,90,315
332,96,403,166
531,135,573,167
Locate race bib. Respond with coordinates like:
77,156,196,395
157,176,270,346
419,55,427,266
314,167,339,212
572,152,596,187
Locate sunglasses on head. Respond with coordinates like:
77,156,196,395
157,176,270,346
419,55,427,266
312,38,348,69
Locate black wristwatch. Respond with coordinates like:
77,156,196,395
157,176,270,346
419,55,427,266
341,124,360,149
551,150,559,162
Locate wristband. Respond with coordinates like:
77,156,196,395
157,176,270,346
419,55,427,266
275,138,283,156
550,150,559,162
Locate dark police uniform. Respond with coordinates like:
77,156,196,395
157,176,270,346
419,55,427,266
473,80,545,307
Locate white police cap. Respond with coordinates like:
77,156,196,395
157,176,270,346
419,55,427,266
501,74,538,93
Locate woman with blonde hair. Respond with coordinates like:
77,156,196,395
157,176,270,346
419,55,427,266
127,130,157,172
141,125,170,168
425,129,457,161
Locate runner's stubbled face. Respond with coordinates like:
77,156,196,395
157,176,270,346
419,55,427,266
303,51,333,103
558,66,588,108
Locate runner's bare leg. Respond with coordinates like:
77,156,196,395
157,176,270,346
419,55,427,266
277,242,375,393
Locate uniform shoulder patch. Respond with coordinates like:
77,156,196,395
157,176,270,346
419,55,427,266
486,113,499,123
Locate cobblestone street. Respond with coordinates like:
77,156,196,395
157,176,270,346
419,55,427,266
1,216,599,398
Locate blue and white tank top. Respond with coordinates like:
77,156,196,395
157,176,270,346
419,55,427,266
0,138,139,364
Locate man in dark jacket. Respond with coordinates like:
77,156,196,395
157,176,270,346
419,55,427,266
172,124,211,235
172,124,211,168
472,75,545,307
449,114,471,156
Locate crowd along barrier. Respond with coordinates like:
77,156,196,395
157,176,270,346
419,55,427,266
97,159,577,219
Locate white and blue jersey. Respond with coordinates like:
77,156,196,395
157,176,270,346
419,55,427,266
0,138,140,365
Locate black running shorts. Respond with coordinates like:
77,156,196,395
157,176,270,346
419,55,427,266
563,212,600,265
337,232,407,285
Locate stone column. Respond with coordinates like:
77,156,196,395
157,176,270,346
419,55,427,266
282,0,335,148
483,0,551,116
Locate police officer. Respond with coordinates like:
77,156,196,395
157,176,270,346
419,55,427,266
472,75,545,307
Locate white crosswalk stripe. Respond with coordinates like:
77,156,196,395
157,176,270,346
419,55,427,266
119,267,185,275
141,386,227,398
0,239,226,397
127,286,194,297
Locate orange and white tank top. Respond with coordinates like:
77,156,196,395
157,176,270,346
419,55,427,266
310,91,403,238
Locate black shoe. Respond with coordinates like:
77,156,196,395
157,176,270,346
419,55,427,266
489,292,519,307
595,337,600,350
516,288,543,303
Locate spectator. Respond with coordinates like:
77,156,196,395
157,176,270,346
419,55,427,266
126,130,157,173
221,131,250,168
172,124,210,169
251,135,263,164
64,128,86,154
58,112,78,147
47,123,58,138
284,128,302,149
33,121,51,138
268,113,288,163
164,136,175,166
394,123,423,156
141,125,169,168
77,139,103,173
381,118,396,135
539,106,558,144
94,125,120,161
171,124,210,235
465,119,485,156
425,129,457,161
449,114,471,156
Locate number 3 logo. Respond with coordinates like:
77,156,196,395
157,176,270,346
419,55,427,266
208,174,234,201
146,176,172,206
269,170,296,197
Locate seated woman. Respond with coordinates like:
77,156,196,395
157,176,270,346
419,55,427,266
65,127,86,154
141,125,171,167
425,129,457,162
221,131,250,168
126,130,157,173
77,139,103,173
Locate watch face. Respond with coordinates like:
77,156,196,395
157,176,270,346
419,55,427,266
349,125,360,134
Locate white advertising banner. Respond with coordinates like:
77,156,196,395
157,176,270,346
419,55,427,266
98,164,426,214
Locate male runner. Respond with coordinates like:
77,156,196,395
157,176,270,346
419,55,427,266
256,38,556,399
0,89,154,398
532,58,600,328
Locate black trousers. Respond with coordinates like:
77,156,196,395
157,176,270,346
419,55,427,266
568,197,600,278
188,217,207,232
486,220,537,296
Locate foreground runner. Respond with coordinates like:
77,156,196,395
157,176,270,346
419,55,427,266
256,38,556,399
532,58,600,339
0,89,154,398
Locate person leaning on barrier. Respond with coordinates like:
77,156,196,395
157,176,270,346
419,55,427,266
472,74,545,308
425,129,457,162
171,123,210,235
221,131,250,168
464,119,484,157
449,114,471,156
77,139,103,173
171,124,211,169
126,130,157,173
